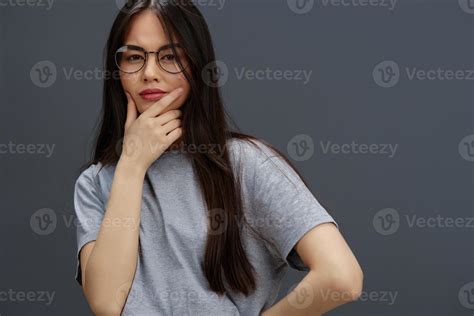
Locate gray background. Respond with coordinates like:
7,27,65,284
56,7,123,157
1,0,473,315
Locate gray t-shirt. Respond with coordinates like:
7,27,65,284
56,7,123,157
74,138,339,316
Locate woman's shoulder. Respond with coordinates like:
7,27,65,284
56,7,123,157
227,136,302,185
227,136,278,165
75,161,116,190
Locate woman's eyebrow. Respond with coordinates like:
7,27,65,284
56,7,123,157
124,43,181,51
157,43,180,50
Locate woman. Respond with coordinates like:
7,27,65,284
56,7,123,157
73,1,363,315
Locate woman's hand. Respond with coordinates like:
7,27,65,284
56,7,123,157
120,87,184,171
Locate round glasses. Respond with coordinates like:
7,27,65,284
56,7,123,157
115,44,189,74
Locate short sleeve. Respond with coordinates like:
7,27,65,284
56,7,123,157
73,164,105,286
248,141,339,271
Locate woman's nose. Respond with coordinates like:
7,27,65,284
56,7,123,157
143,53,163,81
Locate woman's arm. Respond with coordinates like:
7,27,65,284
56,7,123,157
80,159,146,316
262,222,364,316
78,88,183,315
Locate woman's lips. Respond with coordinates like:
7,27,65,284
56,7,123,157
140,92,167,101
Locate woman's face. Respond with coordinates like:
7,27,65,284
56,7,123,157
119,9,191,114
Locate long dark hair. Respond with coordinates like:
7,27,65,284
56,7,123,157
80,0,313,297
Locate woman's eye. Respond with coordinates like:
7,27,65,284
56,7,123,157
161,54,176,61
127,55,144,62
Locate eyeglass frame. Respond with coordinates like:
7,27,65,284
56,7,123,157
114,43,189,74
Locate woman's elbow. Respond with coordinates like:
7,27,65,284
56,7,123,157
329,264,364,301
89,299,123,316
84,286,124,316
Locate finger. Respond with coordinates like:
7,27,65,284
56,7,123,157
142,87,184,118
154,109,182,126
162,118,181,135
166,127,183,144
124,92,138,130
